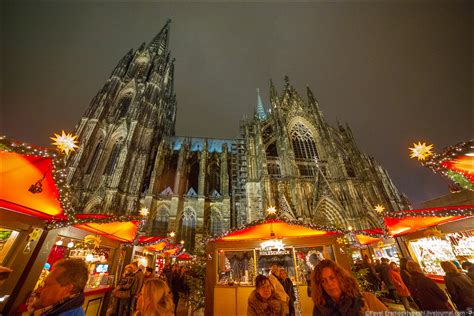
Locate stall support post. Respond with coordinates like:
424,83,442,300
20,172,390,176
395,236,412,259
204,243,217,316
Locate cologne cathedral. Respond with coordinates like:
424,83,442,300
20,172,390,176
66,21,409,250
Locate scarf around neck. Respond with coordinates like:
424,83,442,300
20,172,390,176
316,292,364,316
39,292,85,316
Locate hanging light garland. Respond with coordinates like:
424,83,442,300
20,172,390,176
387,205,474,219
122,236,171,248
410,139,474,190
206,214,347,242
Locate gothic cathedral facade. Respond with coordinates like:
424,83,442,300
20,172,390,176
66,21,409,250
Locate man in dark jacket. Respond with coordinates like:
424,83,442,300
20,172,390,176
129,262,144,315
407,261,454,312
279,268,296,316
443,262,474,311
28,258,89,316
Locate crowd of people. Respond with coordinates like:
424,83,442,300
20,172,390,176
15,255,473,316
109,262,189,316
248,260,389,316
353,255,474,314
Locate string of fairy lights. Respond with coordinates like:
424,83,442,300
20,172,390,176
409,139,474,191
1,133,472,254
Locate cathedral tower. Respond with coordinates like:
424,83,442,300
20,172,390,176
242,77,410,230
67,21,177,216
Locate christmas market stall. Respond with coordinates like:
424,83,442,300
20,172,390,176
204,216,350,316
0,137,74,314
42,213,142,315
384,205,474,280
353,229,401,264
0,135,148,315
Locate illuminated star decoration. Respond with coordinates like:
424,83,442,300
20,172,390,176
139,207,149,217
336,237,346,245
374,204,385,215
409,141,434,161
84,234,102,249
266,206,277,215
51,130,79,155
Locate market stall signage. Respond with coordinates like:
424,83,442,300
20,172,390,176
259,249,290,256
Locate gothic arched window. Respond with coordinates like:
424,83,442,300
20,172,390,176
207,161,220,195
86,139,103,174
151,207,169,236
265,142,278,158
180,208,196,250
209,209,222,235
117,92,133,118
104,139,122,176
344,158,356,177
291,122,319,161
187,158,199,193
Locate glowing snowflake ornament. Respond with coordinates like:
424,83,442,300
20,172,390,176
51,130,79,155
409,141,434,161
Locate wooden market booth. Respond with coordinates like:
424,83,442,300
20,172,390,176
0,138,148,315
0,140,72,314
205,218,351,316
384,205,473,281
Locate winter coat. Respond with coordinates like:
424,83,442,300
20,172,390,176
268,274,289,303
247,290,283,316
268,273,289,315
443,271,474,310
312,292,388,316
389,269,410,297
131,269,144,297
467,266,474,281
411,272,454,311
36,293,85,316
400,268,415,294
379,263,395,289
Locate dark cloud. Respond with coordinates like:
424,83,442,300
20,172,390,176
1,1,471,206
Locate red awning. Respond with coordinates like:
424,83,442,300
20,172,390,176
0,151,66,220
177,252,192,260
354,228,384,245
216,219,339,242
384,206,472,236
73,214,139,242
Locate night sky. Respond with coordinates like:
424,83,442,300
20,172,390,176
1,2,472,207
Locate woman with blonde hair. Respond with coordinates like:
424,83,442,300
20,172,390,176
311,259,387,315
440,261,474,311
134,278,174,316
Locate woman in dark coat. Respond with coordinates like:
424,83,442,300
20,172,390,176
407,261,454,312
441,261,474,311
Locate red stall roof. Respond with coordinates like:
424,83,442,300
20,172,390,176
215,219,340,242
384,205,473,236
73,214,139,242
0,151,66,220
354,228,384,245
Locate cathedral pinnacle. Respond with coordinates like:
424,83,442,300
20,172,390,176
148,20,171,54
255,88,267,121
